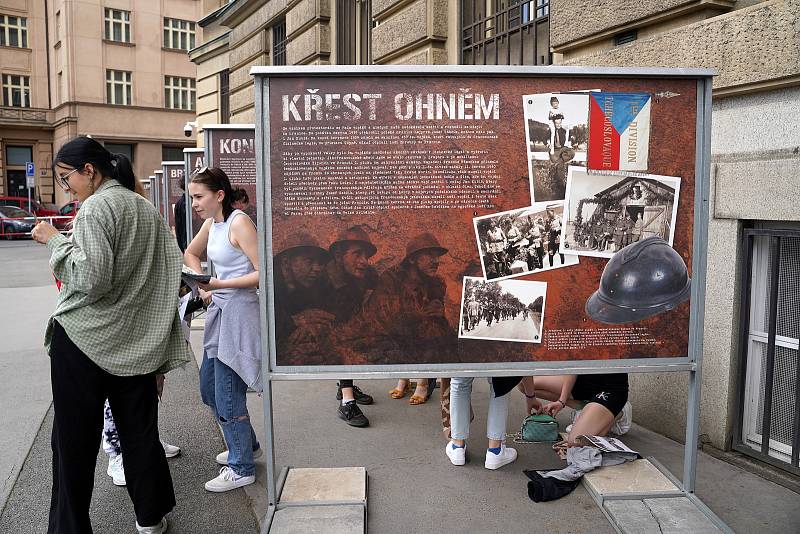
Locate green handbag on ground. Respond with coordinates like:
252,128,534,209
520,414,559,442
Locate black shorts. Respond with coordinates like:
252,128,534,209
572,374,629,417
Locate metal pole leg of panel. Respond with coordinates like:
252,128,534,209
683,367,702,493
261,375,278,533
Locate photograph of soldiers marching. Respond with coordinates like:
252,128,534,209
560,167,681,259
473,202,579,281
459,277,546,343
524,93,590,202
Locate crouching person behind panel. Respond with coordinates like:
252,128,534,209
520,373,632,444
184,167,262,493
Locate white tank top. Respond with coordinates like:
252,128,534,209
207,210,255,281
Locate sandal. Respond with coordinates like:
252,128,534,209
389,381,413,399
409,382,434,405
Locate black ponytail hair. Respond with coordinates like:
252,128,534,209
190,167,236,220
53,136,137,192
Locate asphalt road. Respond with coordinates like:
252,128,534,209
464,314,541,342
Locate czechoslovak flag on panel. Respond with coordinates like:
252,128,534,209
588,92,651,171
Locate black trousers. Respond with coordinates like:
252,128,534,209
48,321,175,534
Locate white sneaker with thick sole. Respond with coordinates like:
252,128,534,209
161,441,181,458
136,517,168,534
484,444,518,470
445,440,466,466
204,466,255,493
565,408,583,433
215,447,264,466
611,402,632,435
107,454,126,486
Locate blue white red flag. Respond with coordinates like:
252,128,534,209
588,93,651,171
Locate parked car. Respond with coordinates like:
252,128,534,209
0,205,36,239
0,196,59,217
59,200,81,217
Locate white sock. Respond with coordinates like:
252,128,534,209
342,399,354,405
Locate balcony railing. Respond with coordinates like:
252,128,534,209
0,107,49,123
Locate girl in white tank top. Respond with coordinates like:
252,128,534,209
183,167,261,493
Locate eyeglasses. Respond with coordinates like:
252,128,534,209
56,167,83,189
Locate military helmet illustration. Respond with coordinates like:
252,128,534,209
585,236,691,324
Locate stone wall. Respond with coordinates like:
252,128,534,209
561,0,800,95
371,0,449,64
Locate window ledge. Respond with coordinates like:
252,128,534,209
162,46,191,53
103,39,135,47
0,44,31,52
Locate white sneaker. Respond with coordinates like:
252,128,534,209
611,402,632,435
566,408,583,433
215,447,264,466
484,444,518,470
204,466,255,493
136,517,168,534
445,440,466,466
107,454,126,486
161,441,181,458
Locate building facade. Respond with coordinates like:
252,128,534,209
0,0,203,207
189,0,799,474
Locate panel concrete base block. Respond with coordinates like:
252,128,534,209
279,467,367,503
270,505,365,534
584,459,678,495
605,497,722,534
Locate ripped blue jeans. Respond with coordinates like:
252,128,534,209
199,351,259,477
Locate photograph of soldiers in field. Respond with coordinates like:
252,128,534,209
459,277,547,343
473,202,579,281
559,167,681,259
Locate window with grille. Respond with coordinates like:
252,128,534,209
0,14,27,48
164,76,196,110
106,70,132,105
272,20,287,66
461,0,550,66
104,8,131,43
2,74,31,107
736,224,800,475
163,18,196,51
336,0,371,65
219,69,230,123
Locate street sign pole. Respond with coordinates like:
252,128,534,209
25,162,35,215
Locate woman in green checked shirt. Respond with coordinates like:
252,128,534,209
32,136,189,534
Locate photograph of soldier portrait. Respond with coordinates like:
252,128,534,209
560,167,681,259
473,201,579,281
273,229,457,366
458,277,547,344
523,93,589,162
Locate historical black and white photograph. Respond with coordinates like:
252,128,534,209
473,201,579,281
459,277,547,343
524,93,589,163
529,157,586,203
559,167,681,259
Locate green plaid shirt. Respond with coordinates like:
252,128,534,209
45,179,191,376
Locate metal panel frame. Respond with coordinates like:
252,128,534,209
182,148,205,239
251,66,716,533
161,160,184,227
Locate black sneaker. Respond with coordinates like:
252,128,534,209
336,383,374,405
337,401,370,427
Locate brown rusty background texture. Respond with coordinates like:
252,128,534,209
267,75,697,366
